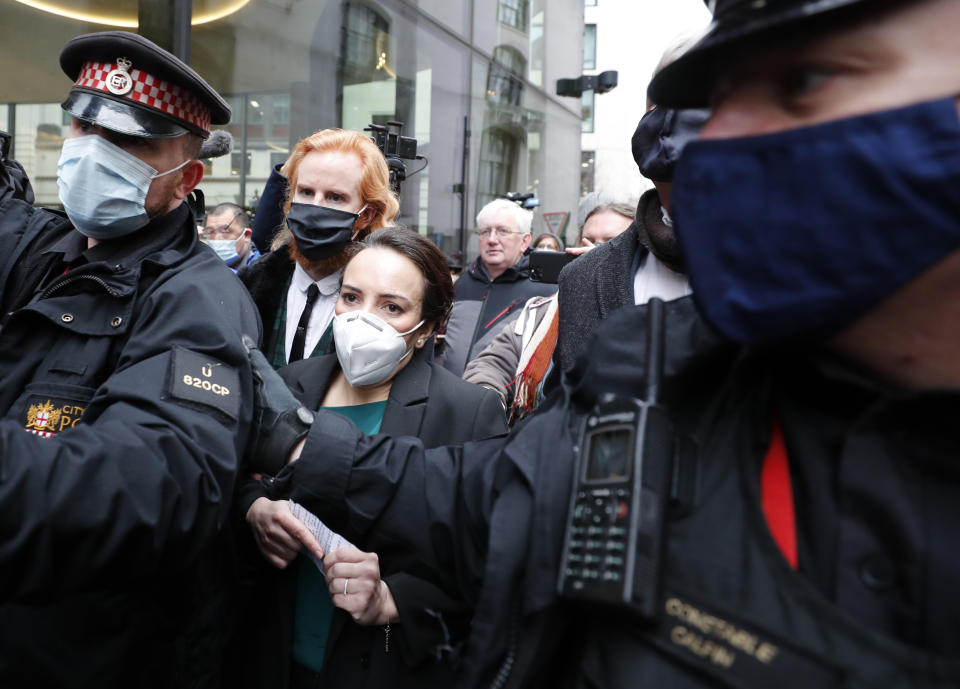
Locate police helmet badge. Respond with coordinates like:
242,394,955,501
105,56,134,96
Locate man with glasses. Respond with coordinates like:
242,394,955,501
440,197,554,376
202,202,260,271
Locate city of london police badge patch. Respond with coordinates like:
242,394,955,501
24,398,86,438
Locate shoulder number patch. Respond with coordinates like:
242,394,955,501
167,347,240,420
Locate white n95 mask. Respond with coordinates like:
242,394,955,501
57,134,189,240
332,311,424,387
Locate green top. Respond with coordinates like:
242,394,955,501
292,400,388,672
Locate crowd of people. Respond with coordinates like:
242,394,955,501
0,0,958,687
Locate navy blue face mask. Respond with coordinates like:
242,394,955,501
672,96,960,346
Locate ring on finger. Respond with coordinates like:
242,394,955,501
344,578,349,596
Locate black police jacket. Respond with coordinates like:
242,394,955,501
0,199,261,688
230,349,506,689
264,298,960,688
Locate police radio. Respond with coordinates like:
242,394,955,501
558,298,673,619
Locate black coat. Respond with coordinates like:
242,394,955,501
232,349,507,689
271,298,730,689
238,243,294,360
555,194,647,373
266,297,960,688
0,199,261,688
441,253,555,376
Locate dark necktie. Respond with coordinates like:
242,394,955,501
288,283,320,362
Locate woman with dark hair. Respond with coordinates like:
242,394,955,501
235,227,507,689
532,232,564,252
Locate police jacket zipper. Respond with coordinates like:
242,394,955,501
488,613,518,689
40,273,123,300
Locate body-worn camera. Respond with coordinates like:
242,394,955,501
558,299,673,619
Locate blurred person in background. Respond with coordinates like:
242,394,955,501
567,201,636,255
439,197,553,376
201,202,260,271
532,233,564,252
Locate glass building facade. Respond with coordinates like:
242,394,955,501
0,0,585,260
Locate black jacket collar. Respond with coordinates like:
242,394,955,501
44,203,197,272
469,252,533,285
282,348,434,436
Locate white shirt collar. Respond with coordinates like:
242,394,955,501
292,262,342,296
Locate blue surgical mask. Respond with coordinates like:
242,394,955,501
57,134,190,240
205,238,240,266
672,97,960,346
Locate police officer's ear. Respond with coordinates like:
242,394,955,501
171,159,205,202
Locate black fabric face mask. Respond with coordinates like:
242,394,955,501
285,202,363,261
632,106,711,182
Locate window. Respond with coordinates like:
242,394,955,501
580,150,595,197
343,2,393,86
231,151,251,177
585,0,597,6
583,25,596,70
267,94,290,141
486,45,526,106
498,0,528,32
340,1,397,133
477,127,517,209
581,90,594,133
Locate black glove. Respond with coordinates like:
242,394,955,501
0,131,35,206
242,335,314,476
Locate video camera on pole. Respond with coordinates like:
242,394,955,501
500,191,540,210
365,121,425,196
0,129,35,206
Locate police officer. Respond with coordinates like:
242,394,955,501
0,32,260,687
250,0,960,687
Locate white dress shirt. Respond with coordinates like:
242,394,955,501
284,264,342,364
633,252,692,305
